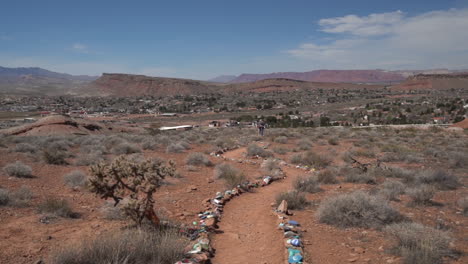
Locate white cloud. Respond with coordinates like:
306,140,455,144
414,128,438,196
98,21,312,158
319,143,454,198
71,43,89,53
319,11,403,36
288,8,468,70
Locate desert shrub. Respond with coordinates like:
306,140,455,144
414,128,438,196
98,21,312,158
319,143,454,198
407,185,435,205
351,149,376,158
274,136,288,144
301,151,331,168
316,191,402,228
0,188,10,206
89,156,176,226
43,149,68,165
166,143,186,153
378,180,406,201
50,228,187,264
449,151,468,168
261,158,281,173
214,137,236,149
297,151,332,168
297,139,312,150
290,153,302,164
344,170,377,184
64,170,87,189
385,222,452,264
317,169,338,184
0,186,33,207
142,139,158,150
10,186,33,207
417,170,460,190
112,142,142,155
384,167,415,182
457,197,468,216
38,197,74,218
178,141,191,150
49,140,72,151
214,163,245,188
14,143,38,154
275,191,309,210
3,161,33,178
247,144,273,158
294,176,321,193
273,147,288,154
327,137,339,145
75,152,106,166
185,152,213,167
100,201,126,220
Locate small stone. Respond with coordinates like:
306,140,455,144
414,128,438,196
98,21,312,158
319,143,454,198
277,200,288,213
348,257,358,262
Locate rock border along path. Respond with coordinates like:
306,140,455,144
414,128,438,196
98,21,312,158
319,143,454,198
175,143,313,264
175,145,292,264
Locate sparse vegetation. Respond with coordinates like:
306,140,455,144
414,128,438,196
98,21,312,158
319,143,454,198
297,139,312,150
417,170,460,190
274,136,288,144
407,185,435,205
327,137,338,145
294,176,321,193
457,197,468,216
317,191,402,228
63,170,87,189
344,170,377,184
317,169,338,184
385,222,452,264
291,151,331,168
247,143,273,157
214,163,246,188
13,143,38,154
273,146,289,154
166,142,187,153
50,228,187,264
378,180,405,201
185,152,213,167
43,149,68,165
275,190,309,210
3,161,33,178
38,197,75,218
112,142,142,155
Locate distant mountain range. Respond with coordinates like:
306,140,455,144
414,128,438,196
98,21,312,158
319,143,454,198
0,66,98,81
0,66,98,95
209,69,467,84
1,66,467,96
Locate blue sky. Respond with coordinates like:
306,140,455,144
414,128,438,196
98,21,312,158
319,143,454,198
1,0,468,79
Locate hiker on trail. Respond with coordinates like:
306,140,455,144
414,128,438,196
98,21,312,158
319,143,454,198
257,119,266,136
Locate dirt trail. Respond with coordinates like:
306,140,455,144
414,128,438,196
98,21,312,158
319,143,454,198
211,146,298,264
